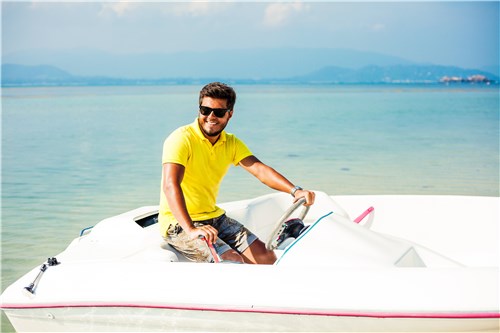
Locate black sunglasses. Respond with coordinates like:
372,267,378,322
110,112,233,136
199,105,230,118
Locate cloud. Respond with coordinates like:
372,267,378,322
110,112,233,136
172,2,211,17
263,2,309,28
168,2,232,17
96,2,230,20
99,2,140,17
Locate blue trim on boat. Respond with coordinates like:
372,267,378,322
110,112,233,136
275,211,333,265
80,226,94,237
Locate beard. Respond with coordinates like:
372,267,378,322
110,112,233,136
198,117,226,139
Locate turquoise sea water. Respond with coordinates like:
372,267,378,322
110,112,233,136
1,84,499,331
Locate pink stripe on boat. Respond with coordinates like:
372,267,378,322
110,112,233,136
2,302,499,319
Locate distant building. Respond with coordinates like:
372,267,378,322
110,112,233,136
440,74,492,84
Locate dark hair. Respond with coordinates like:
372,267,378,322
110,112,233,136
199,82,236,110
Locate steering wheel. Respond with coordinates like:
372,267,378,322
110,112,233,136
266,197,310,250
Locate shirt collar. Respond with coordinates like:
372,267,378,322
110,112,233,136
191,118,227,143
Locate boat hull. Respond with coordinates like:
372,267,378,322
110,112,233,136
4,306,499,332
2,261,498,332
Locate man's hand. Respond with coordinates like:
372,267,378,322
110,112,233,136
294,189,316,206
186,224,218,244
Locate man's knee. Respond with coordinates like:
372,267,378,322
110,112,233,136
220,249,245,263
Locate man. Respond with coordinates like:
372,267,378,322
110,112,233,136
159,82,315,264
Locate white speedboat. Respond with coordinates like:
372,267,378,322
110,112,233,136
1,191,499,332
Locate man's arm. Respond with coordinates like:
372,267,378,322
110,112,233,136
239,155,315,206
162,163,218,243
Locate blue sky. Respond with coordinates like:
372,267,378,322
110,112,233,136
2,1,499,70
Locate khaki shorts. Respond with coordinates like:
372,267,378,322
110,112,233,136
164,214,258,262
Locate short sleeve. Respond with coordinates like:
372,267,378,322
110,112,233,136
232,136,253,166
162,128,190,166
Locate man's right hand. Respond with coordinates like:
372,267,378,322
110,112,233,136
187,224,218,244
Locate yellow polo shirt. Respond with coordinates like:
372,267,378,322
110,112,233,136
159,119,253,237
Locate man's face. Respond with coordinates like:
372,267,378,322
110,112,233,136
198,97,233,141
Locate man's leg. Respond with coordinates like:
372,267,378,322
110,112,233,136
241,239,277,264
220,249,245,263
214,214,276,264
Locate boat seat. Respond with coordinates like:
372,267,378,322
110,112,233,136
159,240,189,262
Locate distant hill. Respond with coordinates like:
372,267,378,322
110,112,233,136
2,48,415,79
2,64,74,85
2,63,498,87
3,48,498,85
